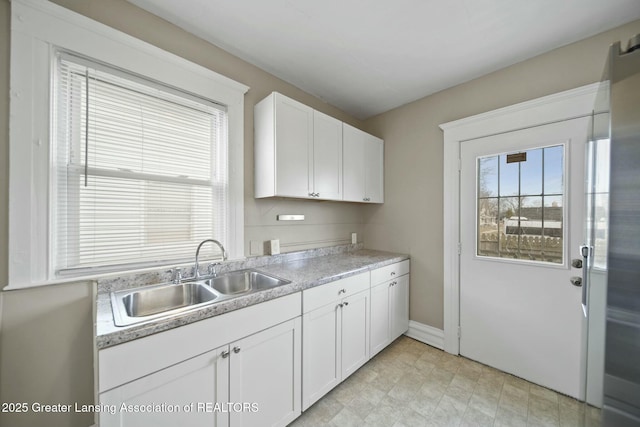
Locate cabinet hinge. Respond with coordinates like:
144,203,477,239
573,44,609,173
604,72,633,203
457,243,461,255
457,158,461,171
458,326,461,339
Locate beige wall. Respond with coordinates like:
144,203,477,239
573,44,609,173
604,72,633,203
0,282,94,427
363,19,640,329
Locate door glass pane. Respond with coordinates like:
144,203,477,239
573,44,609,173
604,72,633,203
544,145,564,194
479,156,499,197
478,198,499,257
477,145,564,264
499,155,519,196
542,195,563,263
520,149,543,195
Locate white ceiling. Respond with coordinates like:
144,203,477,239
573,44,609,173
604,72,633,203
128,0,640,119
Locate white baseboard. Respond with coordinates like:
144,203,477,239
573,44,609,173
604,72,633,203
404,321,445,350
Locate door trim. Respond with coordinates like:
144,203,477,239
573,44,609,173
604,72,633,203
439,82,602,355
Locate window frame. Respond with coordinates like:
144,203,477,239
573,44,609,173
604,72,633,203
475,144,567,266
8,0,248,289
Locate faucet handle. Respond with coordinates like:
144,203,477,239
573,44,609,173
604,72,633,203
207,262,221,276
167,267,183,284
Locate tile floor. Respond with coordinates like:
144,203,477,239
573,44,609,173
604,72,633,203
290,336,601,427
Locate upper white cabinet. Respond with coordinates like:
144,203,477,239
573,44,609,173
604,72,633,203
255,93,313,199
312,110,343,200
254,93,342,200
254,92,382,203
343,123,384,203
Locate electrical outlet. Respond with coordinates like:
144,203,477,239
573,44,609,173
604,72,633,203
270,239,280,255
250,240,262,256
351,233,357,244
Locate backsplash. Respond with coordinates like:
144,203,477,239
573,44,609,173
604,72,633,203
97,243,364,294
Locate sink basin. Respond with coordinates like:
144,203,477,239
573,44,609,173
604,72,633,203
110,270,290,326
111,282,219,326
206,270,290,295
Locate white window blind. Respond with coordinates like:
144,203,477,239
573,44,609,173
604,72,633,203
54,52,229,276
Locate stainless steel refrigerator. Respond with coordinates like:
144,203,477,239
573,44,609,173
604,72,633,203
599,33,640,427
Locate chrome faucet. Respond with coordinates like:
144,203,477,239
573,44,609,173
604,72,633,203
194,239,227,279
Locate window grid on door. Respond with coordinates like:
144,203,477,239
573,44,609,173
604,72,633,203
477,145,564,264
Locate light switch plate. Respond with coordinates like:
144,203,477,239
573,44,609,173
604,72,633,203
351,233,357,244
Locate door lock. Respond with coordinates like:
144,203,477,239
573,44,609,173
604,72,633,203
570,277,583,287
571,259,583,269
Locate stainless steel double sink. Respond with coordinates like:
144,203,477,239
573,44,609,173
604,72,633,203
111,270,291,326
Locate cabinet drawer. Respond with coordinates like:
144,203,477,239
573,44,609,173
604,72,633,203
371,260,410,286
303,272,369,313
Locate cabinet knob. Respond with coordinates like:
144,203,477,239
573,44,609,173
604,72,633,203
233,346,241,354
221,350,230,358
337,303,343,308
343,301,349,306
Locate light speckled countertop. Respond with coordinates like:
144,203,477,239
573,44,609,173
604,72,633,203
96,246,408,349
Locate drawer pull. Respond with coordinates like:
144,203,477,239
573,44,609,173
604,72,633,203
338,288,346,295
391,271,396,276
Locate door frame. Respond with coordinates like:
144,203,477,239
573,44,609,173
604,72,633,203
439,83,602,355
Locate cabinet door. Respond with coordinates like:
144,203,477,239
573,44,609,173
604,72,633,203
302,302,341,410
391,274,410,341
370,282,391,357
364,137,384,203
342,123,366,202
274,94,313,198
229,318,301,427
343,123,384,203
312,110,343,200
341,289,370,380
100,347,229,427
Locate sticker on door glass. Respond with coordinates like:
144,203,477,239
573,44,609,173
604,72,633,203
477,145,564,264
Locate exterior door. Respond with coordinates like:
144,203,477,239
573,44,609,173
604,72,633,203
459,117,589,398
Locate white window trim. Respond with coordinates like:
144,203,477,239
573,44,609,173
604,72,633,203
8,0,249,289
439,83,602,355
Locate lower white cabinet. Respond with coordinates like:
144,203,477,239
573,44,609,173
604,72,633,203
229,318,301,427
391,274,410,340
99,293,301,427
101,346,229,427
370,281,392,357
302,273,370,410
370,260,410,357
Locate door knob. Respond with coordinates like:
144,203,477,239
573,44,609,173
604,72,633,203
570,277,582,287
571,259,582,269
